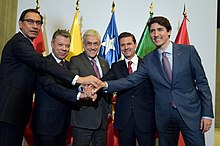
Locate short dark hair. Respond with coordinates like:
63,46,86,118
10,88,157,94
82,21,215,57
118,32,136,44
19,8,43,24
147,16,172,32
52,29,71,42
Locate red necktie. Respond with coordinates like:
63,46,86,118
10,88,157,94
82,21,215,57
91,59,101,78
128,61,133,74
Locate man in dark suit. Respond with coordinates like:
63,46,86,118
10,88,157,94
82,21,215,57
0,9,100,146
99,16,214,146
69,29,110,146
31,29,93,146
102,32,155,146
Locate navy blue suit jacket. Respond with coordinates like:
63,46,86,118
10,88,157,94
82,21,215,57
107,43,214,132
102,58,155,132
31,54,78,135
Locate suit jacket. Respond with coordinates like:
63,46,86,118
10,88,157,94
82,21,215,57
0,32,75,127
31,54,78,135
102,58,155,132
107,43,214,132
69,52,110,129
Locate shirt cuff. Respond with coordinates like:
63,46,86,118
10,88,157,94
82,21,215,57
77,92,81,100
72,75,79,85
104,81,108,89
202,116,213,120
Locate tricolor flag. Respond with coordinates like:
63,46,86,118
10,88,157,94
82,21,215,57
65,8,83,61
33,28,45,54
136,4,156,59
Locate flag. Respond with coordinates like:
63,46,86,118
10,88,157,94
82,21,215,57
33,28,45,54
174,14,190,45
175,6,190,146
136,12,156,59
99,12,120,66
65,9,83,61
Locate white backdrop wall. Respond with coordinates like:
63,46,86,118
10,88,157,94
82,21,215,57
17,0,217,145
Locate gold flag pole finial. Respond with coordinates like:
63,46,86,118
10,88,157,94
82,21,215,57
76,0,80,11
111,1,115,13
183,4,187,17
36,0,40,11
149,2,154,15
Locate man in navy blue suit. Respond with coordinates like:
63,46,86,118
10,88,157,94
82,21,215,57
102,32,155,146
98,16,214,146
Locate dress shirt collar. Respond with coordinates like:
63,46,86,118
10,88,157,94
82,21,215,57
124,54,138,67
51,52,64,64
158,42,173,56
20,31,33,44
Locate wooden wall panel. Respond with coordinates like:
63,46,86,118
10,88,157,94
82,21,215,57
216,29,220,128
0,0,17,61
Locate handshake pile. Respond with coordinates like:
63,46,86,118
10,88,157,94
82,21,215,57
77,75,106,102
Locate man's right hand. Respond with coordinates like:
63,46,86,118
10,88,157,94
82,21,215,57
77,75,102,88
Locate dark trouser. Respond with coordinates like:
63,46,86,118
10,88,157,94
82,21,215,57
0,121,24,146
72,126,106,146
33,125,68,146
158,107,205,146
118,115,155,146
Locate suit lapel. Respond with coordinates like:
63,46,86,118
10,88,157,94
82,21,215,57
152,50,170,83
121,60,129,77
172,44,182,82
81,52,97,76
98,56,108,75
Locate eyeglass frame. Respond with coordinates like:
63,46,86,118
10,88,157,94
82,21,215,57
22,19,43,26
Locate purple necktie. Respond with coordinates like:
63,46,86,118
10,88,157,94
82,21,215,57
91,59,101,79
162,52,176,108
128,61,133,74
162,52,172,82
59,60,66,68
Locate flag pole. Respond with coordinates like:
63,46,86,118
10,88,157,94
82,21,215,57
36,0,40,10
111,1,115,13
149,2,154,15
76,0,80,11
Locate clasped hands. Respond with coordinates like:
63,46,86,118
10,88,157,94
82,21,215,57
77,75,106,101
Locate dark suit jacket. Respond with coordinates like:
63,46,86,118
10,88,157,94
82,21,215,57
102,58,155,132
106,43,214,132
31,54,78,135
0,32,75,127
69,52,110,129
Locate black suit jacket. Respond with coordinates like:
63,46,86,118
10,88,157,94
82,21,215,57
0,32,75,127
102,58,155,132
69,52,110,129
31,54,78,135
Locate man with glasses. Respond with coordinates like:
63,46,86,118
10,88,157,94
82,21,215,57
0,9,100,146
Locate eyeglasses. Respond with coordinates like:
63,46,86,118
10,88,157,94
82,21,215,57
23,19,42,26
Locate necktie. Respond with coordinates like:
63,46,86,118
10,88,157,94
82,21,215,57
162,52,176,108
59,60,66,68
162,52,172,82
128,61,133,74
91,59,101,78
